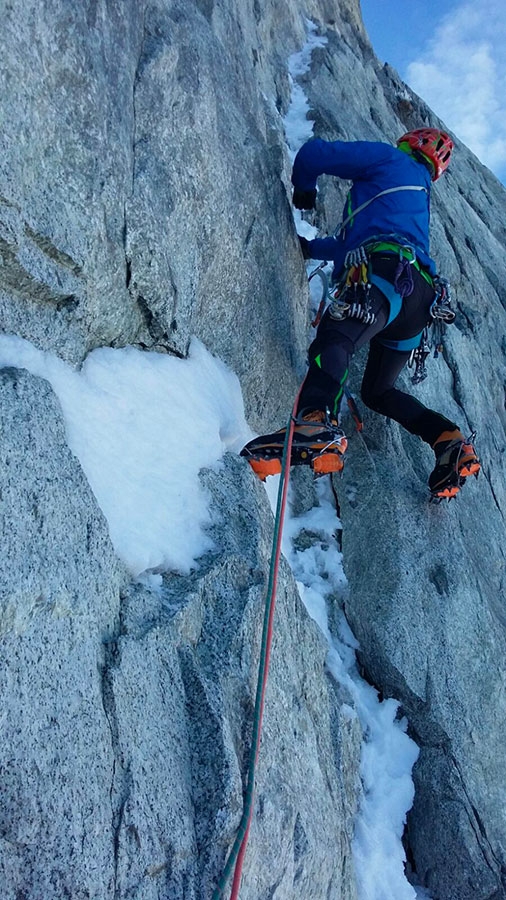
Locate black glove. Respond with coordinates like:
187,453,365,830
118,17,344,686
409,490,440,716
298,235,312,259
292,187,317,210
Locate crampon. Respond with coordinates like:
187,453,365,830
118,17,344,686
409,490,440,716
240,412,348,482
429,432,480,503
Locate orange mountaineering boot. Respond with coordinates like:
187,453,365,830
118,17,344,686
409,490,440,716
240,409,347,481
428,429,480,501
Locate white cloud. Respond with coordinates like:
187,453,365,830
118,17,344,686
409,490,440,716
406,2,506,178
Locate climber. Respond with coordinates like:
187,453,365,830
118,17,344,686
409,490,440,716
240,129,480,500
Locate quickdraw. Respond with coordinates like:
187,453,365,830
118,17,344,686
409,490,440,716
430,276,456,355
308,262,331,327
408,276,456,384
408,330,431,384
329,247,376,324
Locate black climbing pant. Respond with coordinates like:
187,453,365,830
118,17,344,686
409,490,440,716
297,255,458,446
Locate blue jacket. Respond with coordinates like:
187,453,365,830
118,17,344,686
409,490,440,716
291,139,437,276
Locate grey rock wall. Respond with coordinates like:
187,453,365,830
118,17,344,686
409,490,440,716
1,4,365,897
0,2,145,360
1,0,506,898
0,366,361,898
0,368,124,897
0,0,317,430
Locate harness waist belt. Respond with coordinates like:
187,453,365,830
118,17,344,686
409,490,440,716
366,240,434,286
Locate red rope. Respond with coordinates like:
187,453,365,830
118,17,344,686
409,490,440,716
223,387,302,899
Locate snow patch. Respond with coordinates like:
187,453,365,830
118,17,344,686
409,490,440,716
284,20,327,242
0,334,253,577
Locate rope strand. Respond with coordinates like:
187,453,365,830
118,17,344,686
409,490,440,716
213,387,302,899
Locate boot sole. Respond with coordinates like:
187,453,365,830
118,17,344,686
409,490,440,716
430,460,481,501
430,484,461,502
248,453,344,481
430,439,481,500
245,444,347,481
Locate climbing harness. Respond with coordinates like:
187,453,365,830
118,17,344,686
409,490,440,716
213,390,301,900
309,239,428,329
308,238,455,383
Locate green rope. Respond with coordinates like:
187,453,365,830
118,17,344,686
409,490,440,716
212,408,295,898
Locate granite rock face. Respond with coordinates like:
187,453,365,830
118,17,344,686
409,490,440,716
1,1,506,899
0,368,124,897
0,368,361,899
0,0,313,430
108,460,361,900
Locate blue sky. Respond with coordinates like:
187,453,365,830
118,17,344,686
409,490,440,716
360,0,506,185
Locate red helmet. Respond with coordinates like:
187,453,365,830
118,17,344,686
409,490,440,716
397,128,454,180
